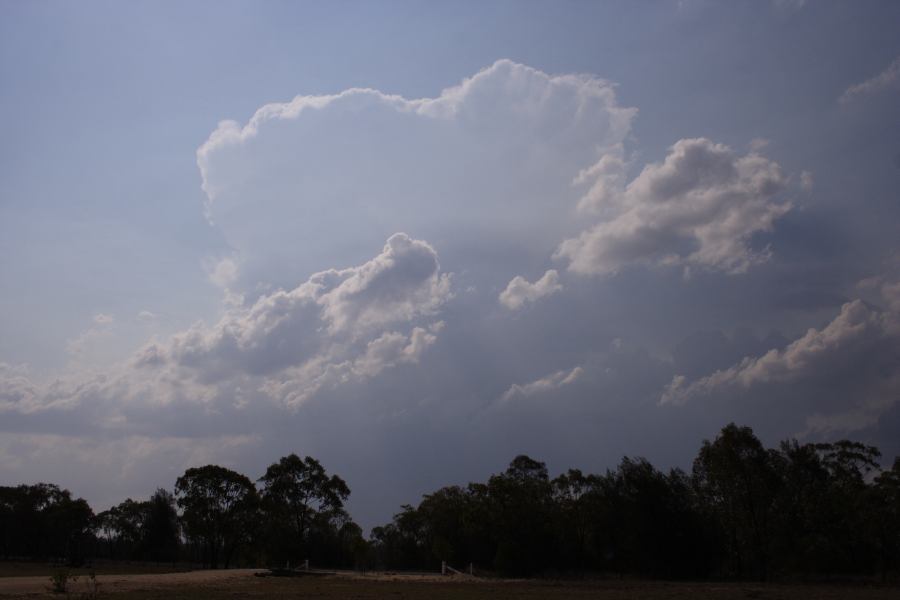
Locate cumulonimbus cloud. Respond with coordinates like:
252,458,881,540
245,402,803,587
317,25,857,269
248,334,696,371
1,59,828,519
556,138,791,277
195,59,637,290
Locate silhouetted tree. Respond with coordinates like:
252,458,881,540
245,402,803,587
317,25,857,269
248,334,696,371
769,440,832,576
175,465,258,568
481,456,554,575
98,498,149,560
551,469,599,572
143,488,179,563
4,428,899,581
0,484,92,564
692,423,780,580
258,454,350,566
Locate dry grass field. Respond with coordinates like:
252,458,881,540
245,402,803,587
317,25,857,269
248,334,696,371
0,569,898,600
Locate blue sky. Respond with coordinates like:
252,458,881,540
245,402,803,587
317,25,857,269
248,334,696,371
2,0,900,529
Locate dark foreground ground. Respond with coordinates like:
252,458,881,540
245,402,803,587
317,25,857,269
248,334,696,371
0,568,898,599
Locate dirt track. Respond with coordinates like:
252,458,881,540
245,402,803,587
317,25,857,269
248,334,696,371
0,568,262,596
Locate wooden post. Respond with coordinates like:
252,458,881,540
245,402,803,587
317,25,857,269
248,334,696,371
441,561,446,576
304,559,309,571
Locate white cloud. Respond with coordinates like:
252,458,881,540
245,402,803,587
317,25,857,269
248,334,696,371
500,366,583,403
3,234,451,416
137,310,157,321
840,55,900,104
573,153,628,214
195,60,636,289
555,138,790,276
165,233,449,381
661,282,900,434
207,256,239,289
315,234,451,334
263,323,441,408
93,313,114,325
133,342,166,368
353,325,440,377
498,269,562,310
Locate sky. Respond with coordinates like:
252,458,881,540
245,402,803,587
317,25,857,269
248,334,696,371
2,0,900,530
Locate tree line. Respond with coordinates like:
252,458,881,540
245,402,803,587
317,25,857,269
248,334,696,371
371,424,900,580
0,454,365,570
1,424,899,581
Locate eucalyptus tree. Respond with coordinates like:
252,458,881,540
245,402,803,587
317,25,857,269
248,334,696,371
692,423,780,580
175,465,258,568
258,454,350,564
143,488,179,562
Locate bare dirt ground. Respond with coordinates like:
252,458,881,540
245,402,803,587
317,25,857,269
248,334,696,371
0,568,897,599
0,568,259,597
0,562,194,579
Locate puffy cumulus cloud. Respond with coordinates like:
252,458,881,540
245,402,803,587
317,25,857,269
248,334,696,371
195,60,636,288
315,234,451,334
132,342,166,368
498,269,562,310
4,234,450,417
573,153,628,215
556,138,791,277
661,301,889,402
261,323,442,408
840,55,900,104
353,325,441,377
162,233,449,382
499,366,583,403
661,282,900,434
93,313,114,325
